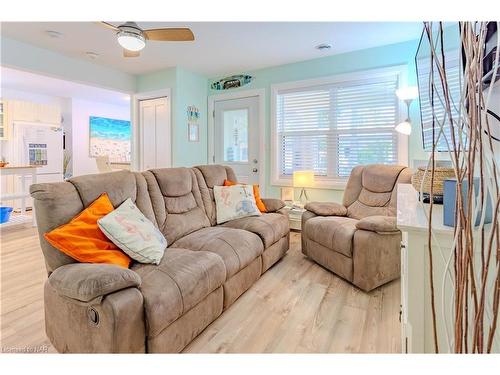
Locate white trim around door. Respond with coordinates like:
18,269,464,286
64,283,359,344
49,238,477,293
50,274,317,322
131,88,172,171
208,89,266,196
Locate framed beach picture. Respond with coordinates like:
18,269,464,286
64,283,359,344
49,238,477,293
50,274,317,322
188,123,199,142
89,116,131,164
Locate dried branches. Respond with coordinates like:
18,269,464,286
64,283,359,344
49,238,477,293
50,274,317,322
422,21,500,353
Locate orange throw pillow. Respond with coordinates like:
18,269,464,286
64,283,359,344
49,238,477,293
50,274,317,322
223,180,267,213
44,193,131,268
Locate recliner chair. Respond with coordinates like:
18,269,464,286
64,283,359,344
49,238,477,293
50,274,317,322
301,164,412,291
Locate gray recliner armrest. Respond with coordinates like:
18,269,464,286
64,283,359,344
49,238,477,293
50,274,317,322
356,215,399,233
48,263,142,303
304,202,347,216
261,198,285,212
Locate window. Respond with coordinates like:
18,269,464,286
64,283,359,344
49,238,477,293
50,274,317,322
272,69,403,186
223,109,249,162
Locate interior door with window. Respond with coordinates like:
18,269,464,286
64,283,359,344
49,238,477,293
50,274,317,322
214,96,259,184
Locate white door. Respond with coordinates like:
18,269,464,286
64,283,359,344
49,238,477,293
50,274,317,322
214,96,260,184
139,97,171,170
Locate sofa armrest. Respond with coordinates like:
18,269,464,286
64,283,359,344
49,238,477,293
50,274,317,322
48,263,142,303
356,215,399,234
261,198,285,212
304,202,347,216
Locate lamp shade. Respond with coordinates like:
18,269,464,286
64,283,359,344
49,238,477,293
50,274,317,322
396,86,419,101
293,170,315,188
395,121,412,135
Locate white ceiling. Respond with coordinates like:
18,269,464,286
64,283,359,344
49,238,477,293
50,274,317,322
0,66,130,105
0,22,424,77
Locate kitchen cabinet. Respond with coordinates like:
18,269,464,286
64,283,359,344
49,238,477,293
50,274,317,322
0,100,61,141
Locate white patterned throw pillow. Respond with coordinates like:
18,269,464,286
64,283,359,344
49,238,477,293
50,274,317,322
98,198,167,265
213,185,262,224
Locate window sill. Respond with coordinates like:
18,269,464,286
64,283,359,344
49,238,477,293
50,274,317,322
271,177,348,190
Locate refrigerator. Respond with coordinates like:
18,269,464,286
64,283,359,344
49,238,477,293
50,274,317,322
4,122,63,209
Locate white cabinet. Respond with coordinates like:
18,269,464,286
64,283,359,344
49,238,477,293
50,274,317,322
8,100,60,124
38,104,61,124
0,100,61,141
283,204,305,231
397,183,498,353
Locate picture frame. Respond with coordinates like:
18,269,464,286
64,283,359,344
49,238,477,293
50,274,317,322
281,187,294,204
89,116,131,164
188,123,199,142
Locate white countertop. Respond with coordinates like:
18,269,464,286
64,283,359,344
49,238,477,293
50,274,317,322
396,183,453,235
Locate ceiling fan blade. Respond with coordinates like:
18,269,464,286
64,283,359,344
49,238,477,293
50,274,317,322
123,49,140,58
98,21,120,31
144,28,194,41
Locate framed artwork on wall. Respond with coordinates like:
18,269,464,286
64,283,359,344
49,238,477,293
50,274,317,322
187,105,200,142
188,123,199,142
89,116,131,164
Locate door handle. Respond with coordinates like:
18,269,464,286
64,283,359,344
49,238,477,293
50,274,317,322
252,168,258,173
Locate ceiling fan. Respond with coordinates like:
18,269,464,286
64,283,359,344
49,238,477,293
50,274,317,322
98,21,194,57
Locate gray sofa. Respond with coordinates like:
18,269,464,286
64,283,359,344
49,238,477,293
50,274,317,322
30,165,290,353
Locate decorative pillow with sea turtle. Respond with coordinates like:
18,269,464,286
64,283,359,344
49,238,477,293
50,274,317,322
213,184,262,224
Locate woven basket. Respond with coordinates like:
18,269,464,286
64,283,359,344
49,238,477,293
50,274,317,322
411,167,455,195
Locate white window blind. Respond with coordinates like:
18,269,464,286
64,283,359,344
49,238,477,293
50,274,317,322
416,52,463,151
276,74,400,180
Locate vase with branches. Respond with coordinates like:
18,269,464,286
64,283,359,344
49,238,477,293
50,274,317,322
417,21,499,353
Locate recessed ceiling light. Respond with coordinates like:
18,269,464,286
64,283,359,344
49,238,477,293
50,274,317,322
45,30,63,39
85,51,100,60
315,43,332,51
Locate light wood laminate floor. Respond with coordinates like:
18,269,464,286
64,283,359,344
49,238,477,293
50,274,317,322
1,225,401,353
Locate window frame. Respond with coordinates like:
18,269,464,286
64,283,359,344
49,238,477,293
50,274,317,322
270,66,409,189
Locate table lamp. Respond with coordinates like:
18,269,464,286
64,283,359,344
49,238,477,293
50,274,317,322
293,170,315,204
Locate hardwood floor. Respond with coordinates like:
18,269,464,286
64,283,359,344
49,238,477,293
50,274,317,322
0,226,401,353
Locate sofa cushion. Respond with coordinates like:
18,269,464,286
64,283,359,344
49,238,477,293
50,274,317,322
48,263,141,303
193,165,238,226
260,198,285,213
69,170,137,208
143,168,211,245
304,216,358,257
223,179,267,213
44,193,131,268
131,248,226,338
172,227,263,278
361,164,405,193
98,198,167,265
355,215,398,233
213,185,261,224
304,202,347,216
30,181,84,273
220,213,289,248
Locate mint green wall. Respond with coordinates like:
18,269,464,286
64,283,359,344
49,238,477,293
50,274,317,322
136,67,208,167
174,68,208,166
208,39,423,203
136,67,177,93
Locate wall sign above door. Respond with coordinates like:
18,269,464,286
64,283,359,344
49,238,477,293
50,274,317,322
211,75,253,90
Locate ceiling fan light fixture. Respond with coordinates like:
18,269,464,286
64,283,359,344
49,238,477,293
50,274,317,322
117,30,146,52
